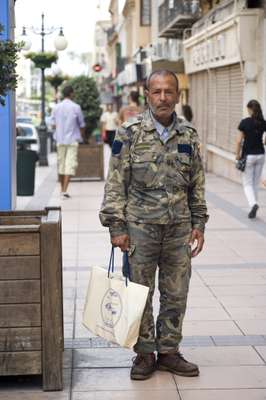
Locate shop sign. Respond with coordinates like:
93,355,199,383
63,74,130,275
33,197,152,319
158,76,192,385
183,14,246,74
191,34,226,67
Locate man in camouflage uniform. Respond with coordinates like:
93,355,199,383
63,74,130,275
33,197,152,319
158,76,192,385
99,70,208,380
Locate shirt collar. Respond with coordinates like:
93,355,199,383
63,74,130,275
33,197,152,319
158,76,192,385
149,110,177,136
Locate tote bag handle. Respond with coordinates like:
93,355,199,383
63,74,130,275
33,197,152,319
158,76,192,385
108,246,131,285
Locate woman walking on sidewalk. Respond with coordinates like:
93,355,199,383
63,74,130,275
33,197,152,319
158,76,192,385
100,104,119,148
236,99,266,218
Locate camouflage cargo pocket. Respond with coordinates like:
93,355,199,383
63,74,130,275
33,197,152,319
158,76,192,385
131,152,159,188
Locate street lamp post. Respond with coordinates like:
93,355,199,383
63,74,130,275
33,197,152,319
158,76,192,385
39,14,48,166
21,14,67,166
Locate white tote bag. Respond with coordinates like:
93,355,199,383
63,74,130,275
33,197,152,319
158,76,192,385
82,248,149,348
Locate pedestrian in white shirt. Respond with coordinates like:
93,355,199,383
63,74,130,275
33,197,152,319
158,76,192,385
100,104,118,148
52,85,85,199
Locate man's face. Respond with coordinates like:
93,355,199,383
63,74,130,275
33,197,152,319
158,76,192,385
145,74,179,121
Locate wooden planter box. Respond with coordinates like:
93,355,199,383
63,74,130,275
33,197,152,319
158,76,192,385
0,207,63,391
72,143,104,181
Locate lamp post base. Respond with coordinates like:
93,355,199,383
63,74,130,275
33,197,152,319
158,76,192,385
38,123,49,166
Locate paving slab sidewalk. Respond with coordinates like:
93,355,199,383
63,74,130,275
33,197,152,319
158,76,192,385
1,151,266,400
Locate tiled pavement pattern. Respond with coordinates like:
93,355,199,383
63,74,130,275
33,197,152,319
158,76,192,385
1,151,266,399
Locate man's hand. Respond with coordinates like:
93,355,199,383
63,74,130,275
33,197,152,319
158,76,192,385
111,234,129,252
189,228,204,257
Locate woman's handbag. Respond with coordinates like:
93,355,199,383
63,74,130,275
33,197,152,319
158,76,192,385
235,155,247,172
82,247,149,348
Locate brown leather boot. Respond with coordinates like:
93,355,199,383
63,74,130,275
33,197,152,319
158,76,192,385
130,353,156,380
157,352,199,377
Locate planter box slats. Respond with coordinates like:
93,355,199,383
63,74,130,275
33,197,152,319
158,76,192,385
0,216,42,225
0,280,41,303
0,210,47,217
0,232,40,256
0,207,63,391
41,218,64,391
0,351,42,375
72,143,104,181
0,256,40,280
0,327,42,351
0,304,41,327
0,225,40,232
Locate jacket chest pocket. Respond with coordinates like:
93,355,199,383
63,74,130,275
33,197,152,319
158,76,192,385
131,152,159,188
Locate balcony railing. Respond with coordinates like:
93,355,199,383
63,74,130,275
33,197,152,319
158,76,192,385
159,0,201,38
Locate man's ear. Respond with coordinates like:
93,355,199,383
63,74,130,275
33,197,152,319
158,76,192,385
144,88,149,99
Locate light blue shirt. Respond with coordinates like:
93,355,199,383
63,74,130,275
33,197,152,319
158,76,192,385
51,98,85,145
150,111,176,144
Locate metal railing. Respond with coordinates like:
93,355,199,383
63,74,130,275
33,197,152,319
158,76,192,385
159,0,201,35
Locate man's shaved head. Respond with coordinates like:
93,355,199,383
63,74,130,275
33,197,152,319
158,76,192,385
146,69,179,92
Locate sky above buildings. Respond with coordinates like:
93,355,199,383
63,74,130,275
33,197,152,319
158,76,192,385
15,0,126,75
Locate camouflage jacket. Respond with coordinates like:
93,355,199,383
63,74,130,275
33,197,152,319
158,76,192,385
99,110,208,237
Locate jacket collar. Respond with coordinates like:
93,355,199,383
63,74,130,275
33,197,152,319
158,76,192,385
141,108,182,133
140,108,193,138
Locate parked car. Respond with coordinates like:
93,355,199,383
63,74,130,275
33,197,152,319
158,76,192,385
16,116,33,124
16,123,40,153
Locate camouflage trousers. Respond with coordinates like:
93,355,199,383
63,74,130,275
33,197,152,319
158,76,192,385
127,221,192,354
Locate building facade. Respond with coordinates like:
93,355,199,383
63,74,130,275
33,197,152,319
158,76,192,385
105,0,152,106
184,0,265,180
93,20,112,104
102,0,266,183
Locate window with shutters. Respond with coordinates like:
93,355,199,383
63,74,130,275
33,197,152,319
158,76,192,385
189,71,207,143
228,65,244,152
189,64,243,154
207,70,217,146
140,0,151,26
216,66,230,150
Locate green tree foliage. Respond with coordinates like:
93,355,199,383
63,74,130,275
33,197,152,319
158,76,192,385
67,76,102,142
0,24,22,106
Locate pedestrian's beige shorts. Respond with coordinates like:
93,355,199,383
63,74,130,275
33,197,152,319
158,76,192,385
57,143,78,176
